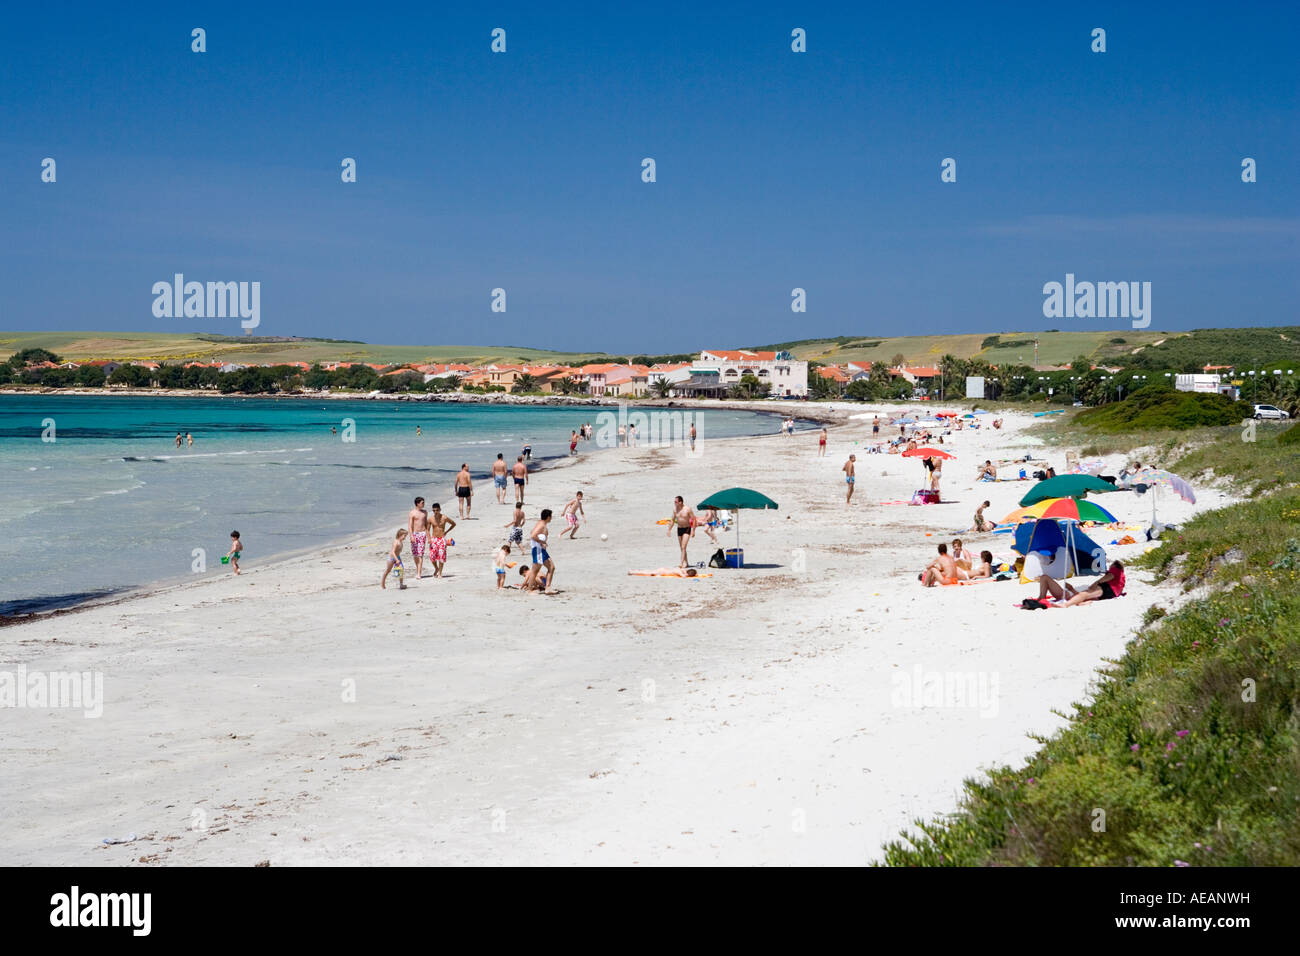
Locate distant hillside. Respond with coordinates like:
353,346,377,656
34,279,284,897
0,332,610,367
5,326,1298,370
753,330,1174,367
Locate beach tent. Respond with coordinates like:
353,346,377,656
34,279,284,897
1019,474,1117,506
1012,519,1106,583
696,487,778,553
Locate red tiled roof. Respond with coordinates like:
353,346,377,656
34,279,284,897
703,349,778,361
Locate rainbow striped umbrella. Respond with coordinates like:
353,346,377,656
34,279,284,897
1001,496,1119,525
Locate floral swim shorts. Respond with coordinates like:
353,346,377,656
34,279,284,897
410,531,427,558
429,536,448,562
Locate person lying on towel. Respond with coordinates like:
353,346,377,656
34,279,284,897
1033,560,1125,606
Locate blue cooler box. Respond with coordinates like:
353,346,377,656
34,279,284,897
725,548,744,568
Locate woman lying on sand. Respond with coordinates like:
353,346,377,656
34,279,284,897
628,567,700,577
1034,560,1125,606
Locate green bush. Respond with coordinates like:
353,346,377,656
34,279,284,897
1074,385,1248,432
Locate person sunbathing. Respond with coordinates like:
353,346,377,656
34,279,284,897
970,500,994,532
919,543,958,587
628,567,700,577
975,460,997,481
1034,561,1125,606
969,550,994,579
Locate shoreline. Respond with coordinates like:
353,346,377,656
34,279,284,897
0,409,823,628
0,386,852,423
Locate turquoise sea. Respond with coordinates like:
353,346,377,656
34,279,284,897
0,394,788,616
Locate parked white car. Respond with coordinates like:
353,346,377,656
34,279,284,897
1253,404,1290,420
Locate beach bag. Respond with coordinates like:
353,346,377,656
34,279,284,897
708,548,726,569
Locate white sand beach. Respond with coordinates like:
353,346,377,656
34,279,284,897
1,404,1222,866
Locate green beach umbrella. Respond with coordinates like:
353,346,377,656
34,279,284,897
1019,474,1117,507
696,487,779,553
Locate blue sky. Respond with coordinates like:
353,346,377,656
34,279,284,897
3,1,1296,352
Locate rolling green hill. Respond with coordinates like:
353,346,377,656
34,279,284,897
757,330,1172,366
0,332,609,367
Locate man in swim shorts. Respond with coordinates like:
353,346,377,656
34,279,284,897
492,453,509,504
428,503,456,578
408,496,431,579
512,455,528,505
842,454,857,505
454,463,474,518
920,543,958,587
529,509,555,591
668,495,695,568
818,427,827,457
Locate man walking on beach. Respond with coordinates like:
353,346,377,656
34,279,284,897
843,454,857,505
818,427,827,457
492,453,508,504
512,455,528,505
408,496,431,579
428,503,456,578
669,495,696,568
454,464,474,518
689,422,697,452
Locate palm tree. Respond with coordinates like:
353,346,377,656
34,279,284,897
512,373,537,393
651,376,673,399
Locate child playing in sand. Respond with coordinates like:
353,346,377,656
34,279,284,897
517,563,549,591
382,529,408,589
225,531,242,575
494,544,512,589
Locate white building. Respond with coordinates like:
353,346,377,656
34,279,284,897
695,349,808,397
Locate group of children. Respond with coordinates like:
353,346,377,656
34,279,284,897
381,488,588,593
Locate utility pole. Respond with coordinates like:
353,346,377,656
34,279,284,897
1034,337,1039,368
